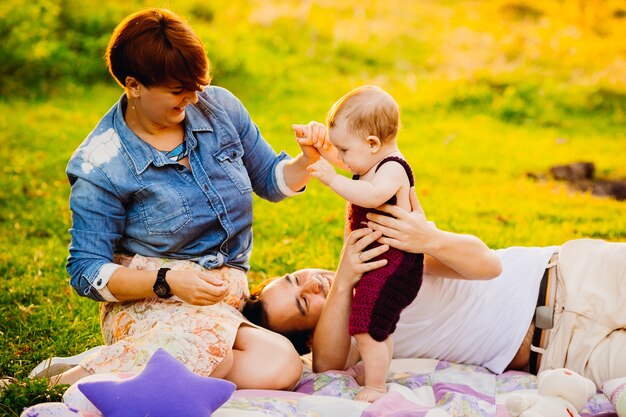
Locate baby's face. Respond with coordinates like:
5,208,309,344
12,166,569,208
329,122,375,176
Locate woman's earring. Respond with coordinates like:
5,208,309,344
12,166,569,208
131,91,139,110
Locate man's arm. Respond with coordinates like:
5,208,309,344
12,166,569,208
421,229,501,279
312,228,388,372
367,199,501,280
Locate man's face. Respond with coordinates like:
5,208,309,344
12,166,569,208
260,269,334,334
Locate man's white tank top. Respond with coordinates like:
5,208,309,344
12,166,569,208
391,246,558,373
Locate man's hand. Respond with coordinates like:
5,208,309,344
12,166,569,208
334,228,389,291
366,208,435,255
364,186,431,253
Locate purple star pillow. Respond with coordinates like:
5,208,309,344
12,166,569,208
77,348,236,417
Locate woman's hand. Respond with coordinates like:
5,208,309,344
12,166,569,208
292,121,331,150
167,270,229,306
334,228,389,291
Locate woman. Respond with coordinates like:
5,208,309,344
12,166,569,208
56,7,324,389
245,203,626,389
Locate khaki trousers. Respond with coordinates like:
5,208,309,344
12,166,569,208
539,239,626,387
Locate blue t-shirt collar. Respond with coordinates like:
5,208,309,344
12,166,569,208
112,94,213,175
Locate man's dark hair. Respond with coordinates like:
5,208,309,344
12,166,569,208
242,286,313,355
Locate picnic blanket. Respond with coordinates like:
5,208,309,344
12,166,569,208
21,358,620,417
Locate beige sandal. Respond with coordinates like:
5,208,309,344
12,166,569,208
0,376,15,394
28,346,102,379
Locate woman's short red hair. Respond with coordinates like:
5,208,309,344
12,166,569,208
105,8,210,91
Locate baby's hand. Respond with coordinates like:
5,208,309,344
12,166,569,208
293,122,331,150
307,158,337,186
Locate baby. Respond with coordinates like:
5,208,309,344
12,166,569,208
297,85,424,402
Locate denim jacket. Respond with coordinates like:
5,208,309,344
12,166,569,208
67,86,297,301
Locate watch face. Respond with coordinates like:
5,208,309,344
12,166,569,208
154,283,168,297
154,268,172,298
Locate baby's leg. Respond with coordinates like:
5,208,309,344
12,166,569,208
354,333,391,402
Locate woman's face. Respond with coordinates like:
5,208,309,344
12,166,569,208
260,269,334,334
136,82,200,128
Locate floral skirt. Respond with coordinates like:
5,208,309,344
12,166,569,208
80,254,250,377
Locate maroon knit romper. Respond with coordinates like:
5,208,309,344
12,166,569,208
347,156,424,341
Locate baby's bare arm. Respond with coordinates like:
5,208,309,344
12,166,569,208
328,162,408,208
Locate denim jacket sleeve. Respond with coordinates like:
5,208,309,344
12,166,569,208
208,87,295,202
66,150,125,301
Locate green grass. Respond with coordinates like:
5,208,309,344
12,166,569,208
1,1,625,415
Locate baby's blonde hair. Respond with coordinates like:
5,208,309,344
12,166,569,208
326,85,400,143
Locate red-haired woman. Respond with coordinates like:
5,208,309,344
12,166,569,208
52,8,321,390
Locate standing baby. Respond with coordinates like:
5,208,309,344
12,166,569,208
296,85,424,402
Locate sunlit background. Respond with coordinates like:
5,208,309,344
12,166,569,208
0,1,625,411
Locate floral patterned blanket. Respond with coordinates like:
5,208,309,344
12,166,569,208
21,358,620,417
223,359,617,417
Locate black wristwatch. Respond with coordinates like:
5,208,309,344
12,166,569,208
153,268,172,299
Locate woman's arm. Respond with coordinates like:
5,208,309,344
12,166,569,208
312,228,389,372
213,87,319,198
282,151,318,192
66,162,128,301
107,267,229,305
366,199,501,280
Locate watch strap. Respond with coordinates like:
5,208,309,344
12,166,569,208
154,267,172,298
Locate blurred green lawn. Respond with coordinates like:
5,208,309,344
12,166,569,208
1,0,625,414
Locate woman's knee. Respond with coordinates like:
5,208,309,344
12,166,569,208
210,350,234,379
264,337,303,390
229,326,303,390
247,333,302,389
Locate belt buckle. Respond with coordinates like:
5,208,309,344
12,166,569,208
535,305,553,329
535,252,558,330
